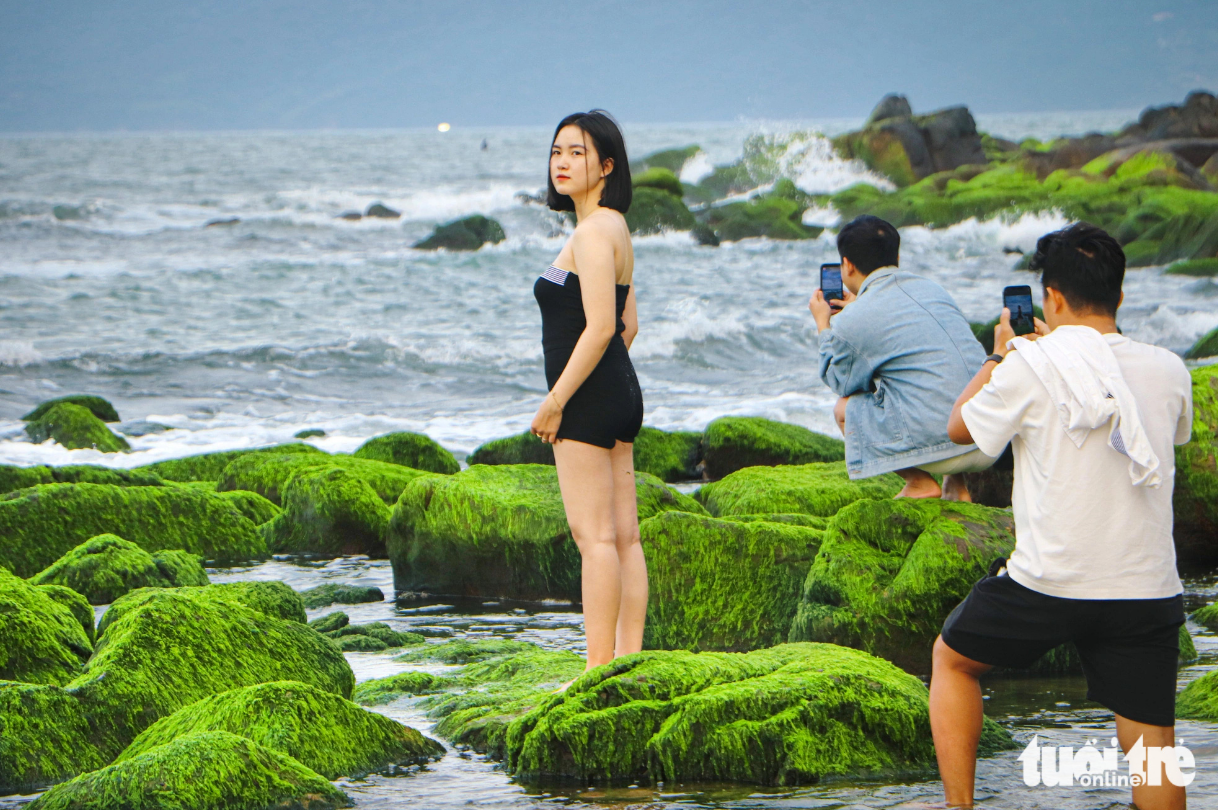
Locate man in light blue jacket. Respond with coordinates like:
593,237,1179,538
809,215,995,499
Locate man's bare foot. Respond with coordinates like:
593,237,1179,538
941,474,972,502
895,468,941,499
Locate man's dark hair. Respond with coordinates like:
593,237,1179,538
547,110,632,214
1029,222,1124,316
836,215,900,274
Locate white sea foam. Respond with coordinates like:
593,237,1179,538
789,135,895,194
0,340,43,366
679,151,714,184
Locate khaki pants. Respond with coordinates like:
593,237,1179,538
916,447,999,476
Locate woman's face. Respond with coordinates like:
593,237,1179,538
551,125,610,200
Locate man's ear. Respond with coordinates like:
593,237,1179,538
841,257,857,277
1117,290,1124,311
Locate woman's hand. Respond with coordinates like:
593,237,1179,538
531,393,564,443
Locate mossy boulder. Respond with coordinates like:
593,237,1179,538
96,582,308,638
26,730,350,810
0,567,92,685
504,643,1013,785
36,583,96,644
353,431,460,474
1167,257,1218,276
467,430,555,466
625,186,696,235
1174,364,1218,565
387,464,704,601
414,214,506,250
118,680,442,778
137,442,323,482
1185,327,1218,360
0,681,108,795
699,195,822,243
789,498,1014,674
631,145,700,176
23,395,119,423
298,583,384,609
632,166,686,198
0,464,165,496
325,622,424,651
696,461,901,518
262,466,392,556
701,416,845,480
215,489,280,525
394,637,538,665
1176,668,1218,721
642,512,823,652
308,610,349,633
352,671,453,706
0,483,266,578
1193,601,1218,632
633,426,703,482
25,403,130,453
216,450,431,506
28,534,210,605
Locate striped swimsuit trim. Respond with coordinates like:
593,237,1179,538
540,265,570,286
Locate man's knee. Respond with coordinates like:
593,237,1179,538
933,635,991,678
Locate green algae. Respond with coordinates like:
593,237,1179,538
1167,257,1218,276
298,583,383,609
696,461,901,518
788,498,1015,674
352,671,454,706
0,681,107,795
34,584,96,645
96,581,307,638
394,638,538,665
137,442,323,482
22,395,119,423
353,431,460,474
1177,667,1218,721
1192,602,1218,631
503,643,1014,785
721,513,830,529
626,186,696,235
466,431,555,466
217,450,432,506
1174,364,1218,564
0,567,92,686
117,680,443,778
326,622,424,649
699,193,823,243
387,465,703,601
27,730,351,810
25,403,130,453
633,166,685,197
641,512,822,652
262,466,391,556
1186,327,1218,360
309,611,349,633
632,426,703,482
28,534,210,605
0,464,165,496
701,416,844,480
0,482,265,577
215,489,280,525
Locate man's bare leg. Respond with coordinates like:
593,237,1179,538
1115,714,1186,810
941,474,973,502
896,467,942,498
930,635,993,808
833,396,848,436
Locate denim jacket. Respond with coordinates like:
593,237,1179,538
818,268,986,479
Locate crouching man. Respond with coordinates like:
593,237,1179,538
931,223,1193,809
809,215,997,499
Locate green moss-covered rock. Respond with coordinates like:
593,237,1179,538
0,464,165,496
632,145,700,176
0,567,92,685
388,465,704,601
97,581,307,639
262,467,392,556
632,426,702,482
0,483,266,578
294,428,326,439
23,395,120,423
1186,327,1218,360
215,489,280,525
1192,601,1218,631
309,611,349,633
353,431,460,474
642,512,822,652
0,681,108,795
298,583,384,609
699,195,823,243
352,671,452,706
217,451,431,506
1176,668,1218,721
632,166,685,197
35,583,96,644
1167,257,1218,276
1175,364,1218,564
27,730,350,810
696,461,901,517
789,499,1015,674
25,403,130,453
29,534,210,605
504,643,1013,785
326,622,424,649
414,214,506,250
137,442,324,482
701,416,845,480
118,681,442,778
467,431,555,466
394,637,537,665
625,186,696,235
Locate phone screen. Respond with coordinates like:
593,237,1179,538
820,263,843,305
1003,286,1035,336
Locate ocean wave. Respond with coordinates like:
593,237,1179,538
0,340,42,367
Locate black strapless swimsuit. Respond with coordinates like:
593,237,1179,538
534,265,644,449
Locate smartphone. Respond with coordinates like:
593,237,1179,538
820,263,843,308
1003,285,1036,336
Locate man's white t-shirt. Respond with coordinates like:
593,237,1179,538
961,331,1192,600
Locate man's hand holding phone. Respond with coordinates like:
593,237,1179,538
809,287,855,332
993,307,1049,358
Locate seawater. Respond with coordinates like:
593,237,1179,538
2,112,1217,808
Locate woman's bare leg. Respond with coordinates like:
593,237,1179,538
552,439,619,671
609,440,646,656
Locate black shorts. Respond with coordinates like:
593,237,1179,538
941,567,1184,727
546,338,643,450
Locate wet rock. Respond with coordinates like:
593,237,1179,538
0,483,266,577
866,93,913,125
117,420,174,437
365,202,400,218
326,622,425,650
1117,91,1218,143
1186,327,1218,360
28,533,210,605
632,426,703,482
414,214,506,250
262,466,392,556
700,416,845,480
0,567,92,685
631,145,701,176
698,181,823,242
353,431,460,474
308,610,350,633
24,402,130,453
298,582,384,609
696,461,900,517
625,186,696,235
338,210,363,220
136,441,324,482
1175,364,1218,565
294,428,326,438
642,512,823,651
467,431,554,466
23,395,120,423
0,463,165,496
788,498,1014,674
834,97,987,185
204,216,240,227
118,681,442,778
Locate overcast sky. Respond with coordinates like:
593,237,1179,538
2,0,1216,132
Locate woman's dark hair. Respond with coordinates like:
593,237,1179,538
1029,222,1125,316
546,110,632,214
836,215,900,274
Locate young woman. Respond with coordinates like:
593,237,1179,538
531,110,645,684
